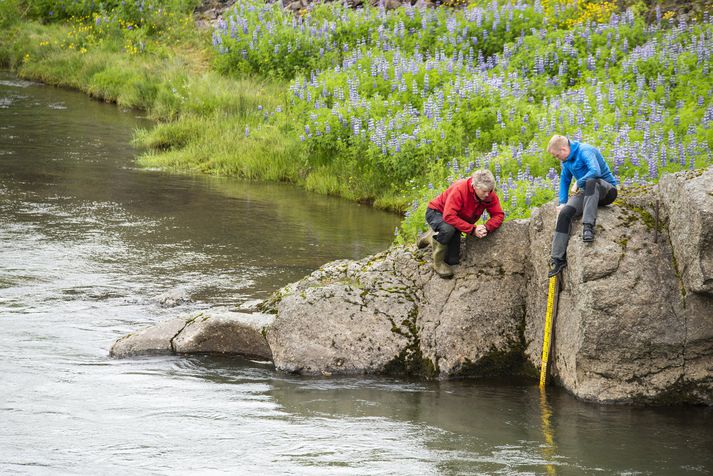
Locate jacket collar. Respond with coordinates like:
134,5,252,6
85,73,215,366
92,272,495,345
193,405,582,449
566,140,580,162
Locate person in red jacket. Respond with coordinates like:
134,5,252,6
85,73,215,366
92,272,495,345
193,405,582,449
417,169,505,278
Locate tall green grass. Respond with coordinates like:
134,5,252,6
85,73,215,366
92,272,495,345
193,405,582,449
0,3,317,193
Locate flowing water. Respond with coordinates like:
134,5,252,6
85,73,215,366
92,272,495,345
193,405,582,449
0,72,711,475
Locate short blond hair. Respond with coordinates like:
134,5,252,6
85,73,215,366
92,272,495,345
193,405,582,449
547,134,569,154
471,169,495,191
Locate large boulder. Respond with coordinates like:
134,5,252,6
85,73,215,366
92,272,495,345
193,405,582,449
263,220,537,379
524,198,691,404
262,168,713,405
659,169,713,403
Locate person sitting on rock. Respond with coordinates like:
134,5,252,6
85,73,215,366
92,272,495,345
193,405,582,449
547,134,618,277
417,169,505,278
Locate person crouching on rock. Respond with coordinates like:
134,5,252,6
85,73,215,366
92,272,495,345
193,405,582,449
547,134,618,277
416,169,505,279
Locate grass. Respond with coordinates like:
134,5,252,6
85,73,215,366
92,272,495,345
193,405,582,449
1,0,711,239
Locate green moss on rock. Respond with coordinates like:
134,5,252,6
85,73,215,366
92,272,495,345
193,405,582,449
384,308,439,379
453,348,538,380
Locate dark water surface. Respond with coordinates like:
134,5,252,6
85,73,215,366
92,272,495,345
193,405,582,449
1,72,711,475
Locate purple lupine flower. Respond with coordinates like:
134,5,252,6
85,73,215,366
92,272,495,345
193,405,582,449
648,153,658,179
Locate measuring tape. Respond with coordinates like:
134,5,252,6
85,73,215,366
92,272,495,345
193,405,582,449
539,275,558,388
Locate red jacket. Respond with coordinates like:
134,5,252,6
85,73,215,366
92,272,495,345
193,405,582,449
428,177,505,234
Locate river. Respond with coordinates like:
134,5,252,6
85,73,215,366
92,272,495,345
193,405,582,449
1,72,711,475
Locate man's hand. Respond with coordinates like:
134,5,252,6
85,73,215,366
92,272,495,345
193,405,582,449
474,224,488,238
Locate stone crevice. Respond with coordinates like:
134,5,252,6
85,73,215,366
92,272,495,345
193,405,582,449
169,314,201,352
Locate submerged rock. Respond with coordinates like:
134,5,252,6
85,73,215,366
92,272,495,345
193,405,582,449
111,310,273,360
261,168,713,405
151,288,192,308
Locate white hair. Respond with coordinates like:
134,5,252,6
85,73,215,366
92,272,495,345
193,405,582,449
471,169,495,191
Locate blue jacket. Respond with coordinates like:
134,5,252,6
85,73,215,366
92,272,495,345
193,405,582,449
558,141,618,204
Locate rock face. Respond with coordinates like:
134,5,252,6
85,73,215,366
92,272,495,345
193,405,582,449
263,220,533,378
261,168,713,405
110,310,273,360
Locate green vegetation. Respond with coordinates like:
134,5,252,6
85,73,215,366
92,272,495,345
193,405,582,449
1,0,711,243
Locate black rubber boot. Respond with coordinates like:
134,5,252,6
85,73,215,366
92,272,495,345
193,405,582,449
582,223,595,242
548,258,567,277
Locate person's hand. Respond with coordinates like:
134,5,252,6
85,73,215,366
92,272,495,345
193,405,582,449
474,224,488,238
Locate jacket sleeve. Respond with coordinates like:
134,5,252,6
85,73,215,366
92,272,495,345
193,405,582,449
484,194,505,232
443,189,475,234
575,150,602,189
559,166,573,205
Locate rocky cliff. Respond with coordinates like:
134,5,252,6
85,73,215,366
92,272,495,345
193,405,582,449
112,168,713,405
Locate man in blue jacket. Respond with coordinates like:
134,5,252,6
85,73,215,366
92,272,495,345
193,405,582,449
547,135,618,277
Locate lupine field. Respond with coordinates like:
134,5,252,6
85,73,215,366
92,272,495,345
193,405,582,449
3,0,712,241
212,0,712,239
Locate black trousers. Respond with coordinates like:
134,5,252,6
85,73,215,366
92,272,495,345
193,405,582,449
426,207,461,265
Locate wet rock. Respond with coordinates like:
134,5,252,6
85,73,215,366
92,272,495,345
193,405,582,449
152,288,192,308
111,310,274,360
173,311,273,359
110,317,187,357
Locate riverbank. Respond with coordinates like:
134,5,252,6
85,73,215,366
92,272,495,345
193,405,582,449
1,0,712,237
0,4,304,185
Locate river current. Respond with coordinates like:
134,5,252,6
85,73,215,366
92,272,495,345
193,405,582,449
1,72,711,475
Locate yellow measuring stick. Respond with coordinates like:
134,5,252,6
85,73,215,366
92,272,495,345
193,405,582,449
539,275,558,388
